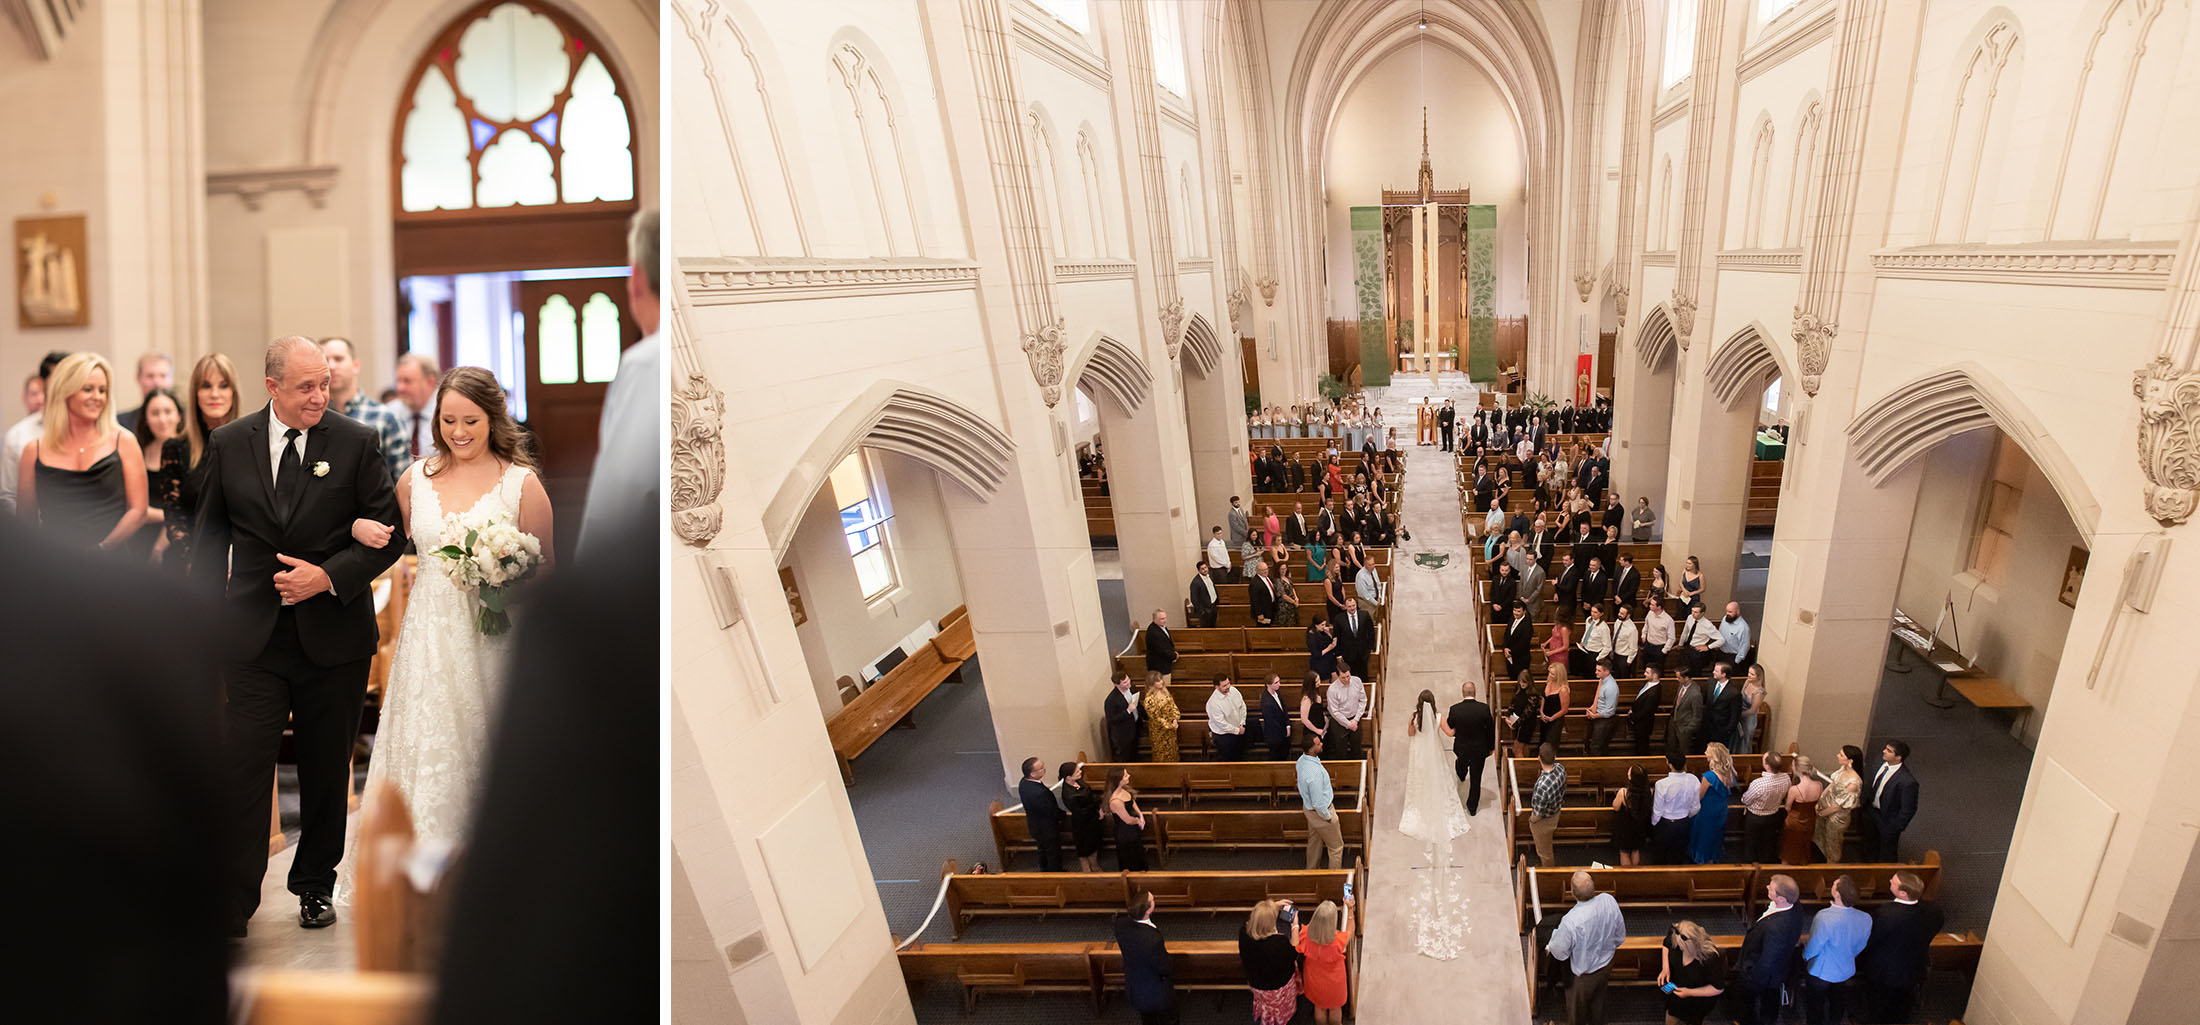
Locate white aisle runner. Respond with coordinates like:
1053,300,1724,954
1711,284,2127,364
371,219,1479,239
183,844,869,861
1352,383,1530,1025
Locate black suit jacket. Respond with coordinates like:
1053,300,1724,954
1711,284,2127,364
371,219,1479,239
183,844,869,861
1628,678,1662,734
1505,617,1535,667
1578,570,1610,608
1554,564,1582,605
1489,574,1519,616
1861,900,1945,988
1248,575,1278,624
1334,611,1373,659
1736,905,1807,989
1144,623,1178,673
1019,778,1062,838
1613,567,1641,607
1704,678,1743,744
1317,509,1336,538
1284,514,1308,546
1114,916,1174,1012
1447,698,1494,763
1259,691,1291,746
1105,687,1141,740
1189,574,1218,618
190,407,404,664
1870,764,1920,835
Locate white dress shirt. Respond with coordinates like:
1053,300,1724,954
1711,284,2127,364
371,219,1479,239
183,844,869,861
1206,537,1231,571
1611,619,1639,659
1207,687,1247,737
0,412,41,513
268,406,309,480
577,331,662,559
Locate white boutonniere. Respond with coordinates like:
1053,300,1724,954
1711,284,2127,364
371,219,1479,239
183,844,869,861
313,461,330,477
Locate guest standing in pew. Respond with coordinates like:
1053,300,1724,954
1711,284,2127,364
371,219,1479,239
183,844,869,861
1529,743,1566,867
1115,889,1177,1025
1735,664,1769,754
1858,871,1943,1023
1295,897,1355,1025
1548,870,1626,1025
1106,768,1149,871
1629,665,1664,756
1680,603,1721,677
1613,554,1641,610
1542,620,1573,696
1239,900,1302,1025
1306,618,1339,679
1325,668,1367,759
1658,921,1729,1025
1144,609,1177,681
1651,750,1703,865
1506,671,1543,758
1273,568,1303,627
1300,675,1333,755
1105,671,1144,762
1248,560,1278,626
1733,874,1807,1025
1188,559,1218,628
1227,496,1250,562
1864,740,1918,862
1783,755,1826,865
1207,675,1248,761
1061,761,1104,872
1816,745,1865,862
1610,604,1640,680
1668,671,1706,759
1704,661,1743,756
1258,675,1294,761
1740,751,1793,863
1536,664,1572,752
1490,557,1521,621
1207,525,1233,584
1679,555,1705,608
1504,600,1535,679
1802,875,1874,1025
1334,595,1375,679
1297,735,1345,870
1446,678,1496,816
1641,597,1676,672
1553,551,1582,621
1612,765,1654,866
1018,756,1066,872
1143,673,1182,762
1721,602,1754,672
1690,743,1738,864
1586,659,1622,755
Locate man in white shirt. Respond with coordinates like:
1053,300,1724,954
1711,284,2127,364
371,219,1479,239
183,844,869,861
578,210,664,558
1205,526,1231,582
1649,750,1702,864
1679,602,1722,676
1640,600,1676,673
0,350,69,515
1206,676,1247,761
388,352,441,460
1610,603,1640,678
1325,669,1367,759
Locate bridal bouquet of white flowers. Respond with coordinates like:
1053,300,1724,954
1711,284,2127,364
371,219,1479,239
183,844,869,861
431,510,544,636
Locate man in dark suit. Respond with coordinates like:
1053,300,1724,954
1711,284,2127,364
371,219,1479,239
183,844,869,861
1734,875,1808,1025
1613,553,1641,609
1579,556,1611,609
191,336,404,936
1469,415,1489,448
1115,890,1177,1024
1473,468,1497,512
1018,756,1065,871
1284,502,1309,546
1858,871,1945,1023
1553,552,1583,622
1488,560,1520,623
1528,517,1554,571
1105,672,1144,761
1628,665,1663,756
1257,675,1293,760
1446,679,1496,815
1143,610,1178,678
1504,601,1535,679
1188,560,1219,627
1286,456,1306,492
1333,596,1374,678
1703,662,1743,757
1248,562,1279,626
1667,675,1706,759
1317,500,1337,540
1438,399,1456,451
1865,741,1919,861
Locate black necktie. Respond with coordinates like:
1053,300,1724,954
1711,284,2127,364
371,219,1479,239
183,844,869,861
275,427,304,519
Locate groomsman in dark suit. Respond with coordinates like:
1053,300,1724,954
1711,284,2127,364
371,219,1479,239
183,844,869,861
1612,553,1641,609
1258,675,1293,760
1859,870,1944,1023
1188,560,1219,628
1104,672,1144,761
1115,891,1177,1024
1333,597,1375,678
1504,601,1535,679
1018,756,1065,871
1438,400,1456,451
1144,610,1178,677
1864,741,1920,862
1628,665,1663,755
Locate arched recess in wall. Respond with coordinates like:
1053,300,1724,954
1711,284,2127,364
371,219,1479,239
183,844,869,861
825,26,936,257
1566,0,1643,295
1181,313,1225,378
1782,92,1823,248
2043,0,2185,240
1655,157,1673,250
1636,300,1678,372
1846,363,2102,543
1930,15,2022,244
1742,114,1776,249
1704,321,1796,410
762,382,1017,560
1067,332,1155,414
672,0,812,256
1074,123,1113,258
1027,103,1072,256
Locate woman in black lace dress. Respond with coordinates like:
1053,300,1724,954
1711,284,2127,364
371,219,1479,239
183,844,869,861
151,353,240,572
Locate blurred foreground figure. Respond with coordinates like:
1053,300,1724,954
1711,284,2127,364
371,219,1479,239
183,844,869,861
0,519,228,1024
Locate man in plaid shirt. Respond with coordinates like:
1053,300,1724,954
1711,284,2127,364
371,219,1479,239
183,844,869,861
322,337,412,483
1530,742,1567,866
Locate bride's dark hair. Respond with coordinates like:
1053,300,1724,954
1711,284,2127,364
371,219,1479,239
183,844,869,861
424,366,537,476
1411,688,1438,732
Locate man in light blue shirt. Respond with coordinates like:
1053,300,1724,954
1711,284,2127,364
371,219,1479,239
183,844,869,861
1586,660,1621,755
1720,601,1752,667
1802,875,1874,1025
1296,736,1343,869
1548,871,1626,1025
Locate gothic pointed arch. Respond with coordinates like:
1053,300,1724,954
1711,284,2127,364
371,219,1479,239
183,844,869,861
1705,321,1795,409
1067,331,1154,414
1636,301,1678,373
1181,313,1225,378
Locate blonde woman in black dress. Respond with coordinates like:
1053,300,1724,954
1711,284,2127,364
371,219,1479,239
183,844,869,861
17,353,146,552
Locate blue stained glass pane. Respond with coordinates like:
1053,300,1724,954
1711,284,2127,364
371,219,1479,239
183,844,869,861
533,113,559,147
470,118,497,150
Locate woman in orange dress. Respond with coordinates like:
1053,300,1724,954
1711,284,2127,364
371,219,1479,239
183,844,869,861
1295,896,1355,1023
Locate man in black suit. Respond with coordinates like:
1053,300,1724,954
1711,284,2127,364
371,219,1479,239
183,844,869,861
1446,679,1496,815
1527,516,1554,571
1317,499,1337,540
1734,874,1808,1025
1488,560,1520,622
1612,553,1641,609
1553,552,1583,622
1104,672,1144,761
1286,456,1306,492
1438,399,1456,451
1858,870,1945,1023
3,520,228,1024
1018,756,1065,871
1115,890,1177,1024
1143,610,1178,679
1248,562,1278,626
1188,560,1219,627
1258,675,1293,760
1579,556,1610,609
1473,467,1497,512
1702,662,1743,757
1628,665,1663,756
1334,596,1374,678
1864,740,1919,861
1284,502,1309,546
1504,601,1535,679
192,336,404,936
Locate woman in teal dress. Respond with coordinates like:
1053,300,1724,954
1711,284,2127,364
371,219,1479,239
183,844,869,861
1690,743,1737,864
1306,538,1328,583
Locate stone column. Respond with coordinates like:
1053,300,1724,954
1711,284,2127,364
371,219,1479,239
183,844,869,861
1192,1,1253,515
102,0,210,366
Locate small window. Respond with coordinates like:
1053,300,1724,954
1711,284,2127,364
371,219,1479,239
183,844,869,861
1762,378,1781,415
1662,0,1699,90
1147,0,1188,97
1029,0,1089,33
1966,437,2027,585
832,452,897,600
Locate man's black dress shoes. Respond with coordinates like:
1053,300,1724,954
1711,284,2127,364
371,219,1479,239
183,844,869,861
300,893,337,929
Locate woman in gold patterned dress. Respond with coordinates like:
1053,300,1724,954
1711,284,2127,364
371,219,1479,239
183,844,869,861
1143,672,1182,761
1815,744,1864,862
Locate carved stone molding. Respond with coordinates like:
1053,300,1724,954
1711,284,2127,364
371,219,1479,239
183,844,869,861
1717,249,1803,271
1177,258,1214,273
1792,306,1835,397
1158,298,1185,360
2134,355,2200,525
1022,318,1068,407
1053,260,1137,282
671,370,727,547
682,257,979,305
1613,284,1631,322
1573,271,1595,303
1738,0,1838,84
1642,251,1676,267
1869,245,2177,289
1257,276,1277,306
1009,0,1109,90
1227,287,1249,335
207,166,340,211
1671,293,1698,349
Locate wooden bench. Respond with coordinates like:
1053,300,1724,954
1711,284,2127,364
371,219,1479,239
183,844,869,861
1115,647,1387,691
1070,758,1363,807
941,863,1351,936
826,606,974,785
991,796,1367,870
1521,852,1943,931
1489,706,1767,754
1526,929,1981,1007
1513,801,1747,854
1508,753,1768,802
1747,457,1783,527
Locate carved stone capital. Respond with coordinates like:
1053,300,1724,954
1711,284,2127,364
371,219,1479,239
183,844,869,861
1227,287,1249,336
1158,299,1185,359
1021,318,1068,407
2134,355,2200,526
1573,271,1595,303
1671,293,1697,350
1792,305,1836,397
1257,276,1278,306
670,370,727,547
1613,285,1630,322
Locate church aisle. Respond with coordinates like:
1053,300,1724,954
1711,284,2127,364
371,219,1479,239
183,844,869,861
1353,388,1530,1025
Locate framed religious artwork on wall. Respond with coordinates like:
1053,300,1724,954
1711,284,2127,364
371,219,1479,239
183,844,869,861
2059,546,2089,608
16,214,90,328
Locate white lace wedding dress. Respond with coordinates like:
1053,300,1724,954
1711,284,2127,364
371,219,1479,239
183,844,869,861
337,461,532,899
1399,696,1474,959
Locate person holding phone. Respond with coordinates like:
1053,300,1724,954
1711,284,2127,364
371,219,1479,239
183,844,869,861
1294,897,1354,1025
1657,921,1727,1025
1238,899,1301,1025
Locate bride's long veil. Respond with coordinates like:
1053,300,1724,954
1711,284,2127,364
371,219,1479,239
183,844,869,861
1400,696,1472,960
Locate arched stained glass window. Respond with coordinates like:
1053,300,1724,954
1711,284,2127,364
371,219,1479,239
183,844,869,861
578,291,623,382
537,293,580,384
396,1,638,215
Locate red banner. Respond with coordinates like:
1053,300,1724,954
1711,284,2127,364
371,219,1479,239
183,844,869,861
1576,354,1594,407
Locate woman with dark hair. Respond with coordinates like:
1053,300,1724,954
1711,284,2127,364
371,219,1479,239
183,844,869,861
1506,671,1542,757
1612,763,1654,865
1106,767,1148,871
153,353,239,571
128,387,183,560
1815,744,1864,862
1059,761,1104,872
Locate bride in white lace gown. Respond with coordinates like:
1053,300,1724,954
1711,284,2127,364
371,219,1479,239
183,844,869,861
1400,689,1473,959
338,369,553,898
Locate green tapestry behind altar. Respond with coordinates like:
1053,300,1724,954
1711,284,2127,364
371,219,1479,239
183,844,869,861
1467,204,1497,382
1352,206,1389,386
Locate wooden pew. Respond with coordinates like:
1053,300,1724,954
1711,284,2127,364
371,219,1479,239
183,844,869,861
1521,852,1944,931
1528,930,1982,1000
1114,646,1387,693
1068,758,1363,807
1513,801,1746,854
826,606,974,785
1487,705,1767,754
990,792,1367,870
941,863,1350,936
234,972,433,1025
899,941,1102,1013
1508,753,1769,802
